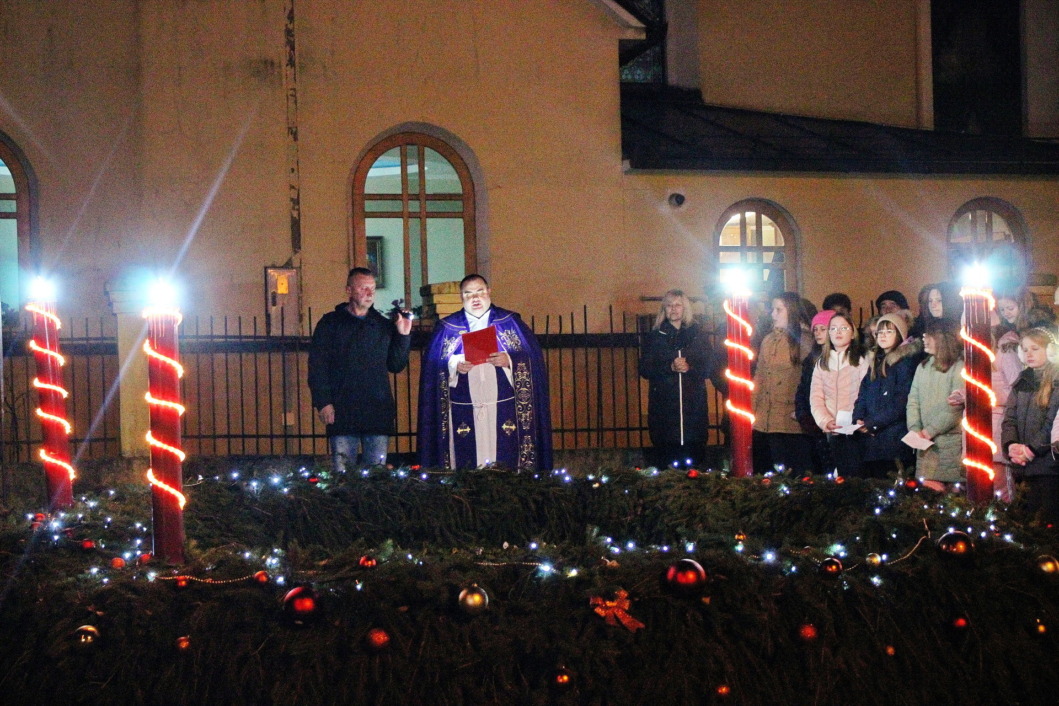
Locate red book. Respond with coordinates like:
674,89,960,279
461,326,498,365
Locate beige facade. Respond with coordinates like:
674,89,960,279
0,0,1056,333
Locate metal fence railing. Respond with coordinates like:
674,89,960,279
1,307,727,464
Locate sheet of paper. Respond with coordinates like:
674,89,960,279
901,431,934,450
833,423,863,436
836,410,853,427
461,325,498,365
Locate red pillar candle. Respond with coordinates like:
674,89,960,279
723,294,755,477
143,306,186,563
959,286,997,505
26,302,75,510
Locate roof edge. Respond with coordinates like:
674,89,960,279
584,0,647,39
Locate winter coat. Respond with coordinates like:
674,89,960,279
307,304,411,436
907,358,965,482
795,350,823,435
1001,367,1059,478
810,349,870,431
639,321,712,448
991,330,1023,464
852,340,923,463
752,327,812,434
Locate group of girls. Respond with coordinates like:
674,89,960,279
751,283,1059,522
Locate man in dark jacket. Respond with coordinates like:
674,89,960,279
308,267,412,471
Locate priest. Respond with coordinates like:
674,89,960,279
417,274,552,470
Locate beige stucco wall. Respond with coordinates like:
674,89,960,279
1,0,1056,334
0,0,141,317
295,0,628,325
620,171,1059,320
696,0,922,128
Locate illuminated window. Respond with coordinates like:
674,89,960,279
351,133,476,309
715,199,799,298
0,137,33,313
947,198,1028,284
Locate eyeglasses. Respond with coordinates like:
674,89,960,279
828,326,852,333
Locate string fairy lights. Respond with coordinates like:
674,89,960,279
26,280,75,510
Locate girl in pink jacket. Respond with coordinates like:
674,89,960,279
810,312,871,477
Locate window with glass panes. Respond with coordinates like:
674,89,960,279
947,197,1028,284
0,140,31,312
715,199,799,299
352,133,476,310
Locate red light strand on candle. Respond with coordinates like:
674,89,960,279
24,303,62,330
32,378,69,398
39,448,76,481
723,339,755,361
36,408,72,435
724,297,756,426
723,300,753,336
146,468,187,510
147,430,187,462
959,287,998,489
28,339,66,366
143,340,185,378
145,391,186,416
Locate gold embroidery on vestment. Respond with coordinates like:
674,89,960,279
502,420,516,436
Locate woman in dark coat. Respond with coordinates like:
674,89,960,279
639,289,713,468
852,311,923,478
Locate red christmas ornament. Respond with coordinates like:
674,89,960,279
734,532,747,542
761,477,772,486
365,627,391,651
34,512,47,522
174,576,190,588
253,570,270,584
358,555,378,568
937,531,974,557
75,625,101,648
458,585,490,615
885,645,896,656
137,553,153,566
1036,555,1059,574
686,468,700,479
798,623,818,641
176,635,191,651
80,539,96,551
951,616,969,630
283,586,318,624
715,684,732,697
307,474,320,485
30,521,43,531
819,557,843,577
110,557,126,570
903,478,920,490
664,559,709,596
552,666,574,690
834,475,846,484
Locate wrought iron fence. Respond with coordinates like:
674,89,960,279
1,307,727,464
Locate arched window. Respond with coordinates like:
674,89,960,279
0,137,34,314
352,132,476,309
714,199,799,299
948,197,1028,284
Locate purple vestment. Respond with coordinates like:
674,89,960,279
417,306,553,470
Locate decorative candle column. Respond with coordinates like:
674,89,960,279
143,283,186,564
722,271,755,477
26,278,75,510
959,264,996,505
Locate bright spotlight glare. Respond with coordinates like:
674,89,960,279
29,276,58,303
721,268,751,295
961,262,990,289
147,278,179,309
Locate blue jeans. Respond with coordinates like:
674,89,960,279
331,435,389,472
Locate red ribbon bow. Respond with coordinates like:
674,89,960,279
590,589,645,633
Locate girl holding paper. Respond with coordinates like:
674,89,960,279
906,321,965,491
810,312,870,477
